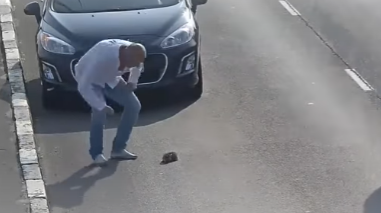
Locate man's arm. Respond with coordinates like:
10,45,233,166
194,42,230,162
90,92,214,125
76,40,120,110
76,50,108,111
78,81,107,111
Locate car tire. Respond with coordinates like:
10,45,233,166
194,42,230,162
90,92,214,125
41,81,58,110
188,59,203,99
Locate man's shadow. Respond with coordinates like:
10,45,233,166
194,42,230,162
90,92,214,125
364,186,381,213
45,160,120,208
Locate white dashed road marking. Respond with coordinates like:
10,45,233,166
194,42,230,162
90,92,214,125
345,69,373,91
0,0,50,212
279,0,301,16
277,0,375,93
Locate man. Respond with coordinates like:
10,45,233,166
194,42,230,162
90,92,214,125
74,39,145,165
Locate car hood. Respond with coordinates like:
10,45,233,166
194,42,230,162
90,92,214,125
43,2,190,50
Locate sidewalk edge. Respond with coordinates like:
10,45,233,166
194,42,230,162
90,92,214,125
0,0,50,213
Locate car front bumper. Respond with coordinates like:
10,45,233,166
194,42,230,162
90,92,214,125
38,39,201,94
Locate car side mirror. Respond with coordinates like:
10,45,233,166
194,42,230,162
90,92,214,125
192,0,207,5
24,1,41,23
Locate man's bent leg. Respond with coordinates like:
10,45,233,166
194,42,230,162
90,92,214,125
104,84,141,153
89,108,106,159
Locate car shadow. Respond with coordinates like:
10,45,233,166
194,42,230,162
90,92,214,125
364,186,381,213
25,78,198,134
45,160,120,209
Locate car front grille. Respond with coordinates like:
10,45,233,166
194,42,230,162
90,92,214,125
123,53,167,84
70,53,167,85
70,59,79,79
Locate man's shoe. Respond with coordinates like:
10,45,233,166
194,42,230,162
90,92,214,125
93,154,108,166
110,149,137,160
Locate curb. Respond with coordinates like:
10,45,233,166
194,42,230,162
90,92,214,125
0,0,50,212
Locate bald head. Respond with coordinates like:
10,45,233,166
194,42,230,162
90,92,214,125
118,43,146,70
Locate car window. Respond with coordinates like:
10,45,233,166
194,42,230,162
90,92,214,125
52,0,181,13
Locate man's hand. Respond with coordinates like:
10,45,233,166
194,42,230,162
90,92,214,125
126,82,137,91
116,79,136,91
102,105,114,115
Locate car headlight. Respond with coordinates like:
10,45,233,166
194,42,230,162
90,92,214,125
161,22,195,49
38,31,75,54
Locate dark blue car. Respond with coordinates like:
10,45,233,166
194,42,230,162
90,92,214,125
24,0,207,109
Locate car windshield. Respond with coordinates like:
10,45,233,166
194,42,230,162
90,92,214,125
52,0,181,13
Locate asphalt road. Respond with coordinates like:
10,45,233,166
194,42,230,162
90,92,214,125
0,54,28,212
288,0,381,95
10,0,381,212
